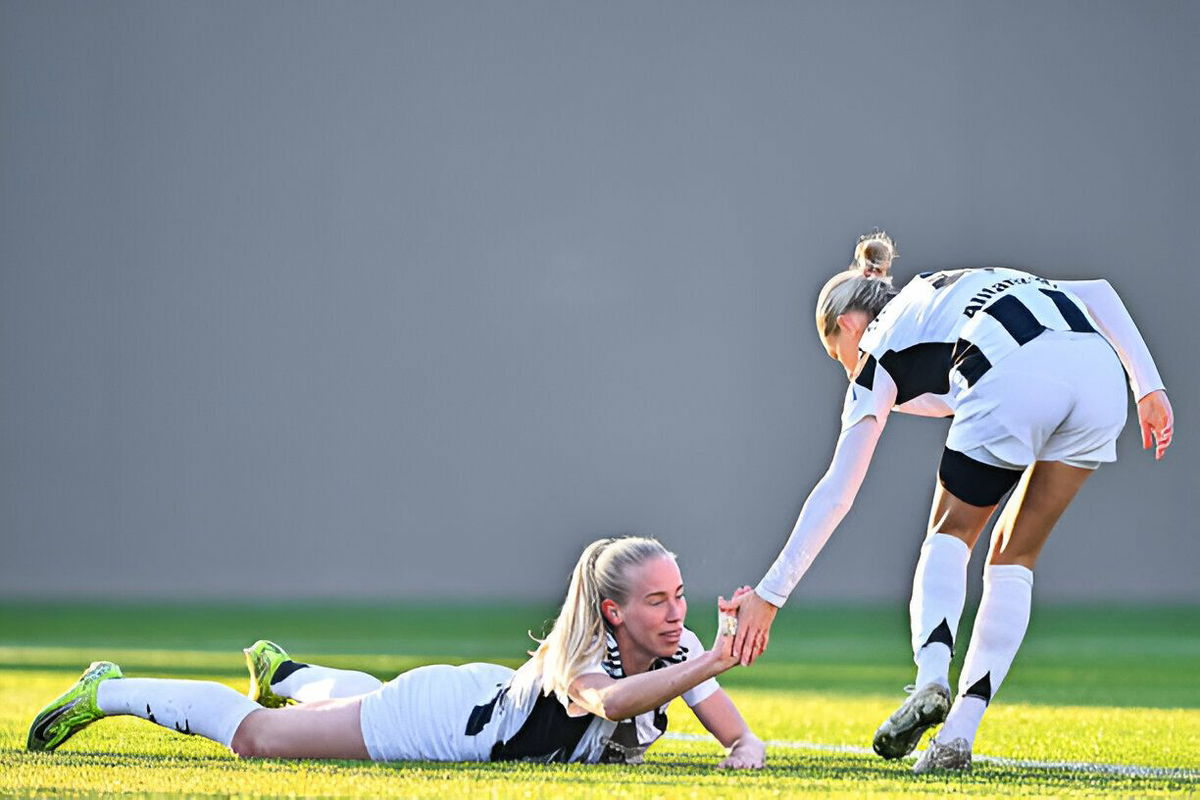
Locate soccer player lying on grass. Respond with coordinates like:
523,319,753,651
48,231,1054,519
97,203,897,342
28,536,765,768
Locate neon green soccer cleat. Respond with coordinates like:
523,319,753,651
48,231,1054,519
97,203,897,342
243,639,292,708
27,660,123,752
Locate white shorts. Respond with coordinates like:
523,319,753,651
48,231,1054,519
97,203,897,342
359,662,514,762
946,331,1128,470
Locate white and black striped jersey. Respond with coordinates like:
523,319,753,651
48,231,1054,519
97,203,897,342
841,268,1100,431
465,627,718,765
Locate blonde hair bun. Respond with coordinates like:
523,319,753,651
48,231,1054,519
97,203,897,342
853,229,896,277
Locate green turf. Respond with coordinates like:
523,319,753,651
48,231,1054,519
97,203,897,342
1,601,1198,798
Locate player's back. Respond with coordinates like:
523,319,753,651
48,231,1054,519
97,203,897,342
857,268,1097,416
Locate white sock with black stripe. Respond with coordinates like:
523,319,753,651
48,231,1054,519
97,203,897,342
96,678,260,747
909,534,971,691
939,564,1034,747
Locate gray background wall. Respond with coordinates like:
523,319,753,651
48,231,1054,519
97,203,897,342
2,1,1196,604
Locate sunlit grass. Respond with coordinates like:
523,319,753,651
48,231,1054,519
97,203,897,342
1,602,1197,798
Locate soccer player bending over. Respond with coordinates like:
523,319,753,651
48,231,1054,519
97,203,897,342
28,536,765,768
725,232,1173,773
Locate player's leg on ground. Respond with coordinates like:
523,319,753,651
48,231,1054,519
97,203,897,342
938,461,1093,749
101,671,372,759
230,696,371,759
96,677,262,747
272,662,383,704
245,640,383,705
874,484,997,759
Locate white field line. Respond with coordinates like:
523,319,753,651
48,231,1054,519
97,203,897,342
661,732,1200,779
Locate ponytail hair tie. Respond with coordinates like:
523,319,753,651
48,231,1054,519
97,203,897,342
852,229,896,278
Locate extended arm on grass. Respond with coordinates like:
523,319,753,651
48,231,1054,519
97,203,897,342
690,689,765,769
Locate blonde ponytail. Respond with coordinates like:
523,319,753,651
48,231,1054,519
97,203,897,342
815,229,900,338
535,536,673,705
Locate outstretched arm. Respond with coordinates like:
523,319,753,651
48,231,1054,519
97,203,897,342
1058,279,1173,458
755,417,885,605
568,611,738,721
690,689,765,769
729,414,886,664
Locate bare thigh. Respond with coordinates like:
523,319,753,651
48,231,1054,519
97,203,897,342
987,460,1093,568
926,482,999,552
230,696,371,760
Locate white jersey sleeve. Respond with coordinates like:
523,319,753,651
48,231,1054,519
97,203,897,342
840,358,900,430
755,417,884,606
1057,279,1165,400
677,628,720,707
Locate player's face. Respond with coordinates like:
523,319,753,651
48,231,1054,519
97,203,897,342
822,311,870,378
616,555,687,661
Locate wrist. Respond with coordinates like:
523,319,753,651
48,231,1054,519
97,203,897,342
728,731,762,753
753,583,787,608
1136,386,1166,403
702,647,729,677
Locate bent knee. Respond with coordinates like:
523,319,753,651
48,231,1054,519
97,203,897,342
230,713,276,759
230,729,263,759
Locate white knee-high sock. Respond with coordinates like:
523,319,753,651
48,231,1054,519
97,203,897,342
96,678,260,747
271,662,383,703
909,534,971,691
940,564,1034,747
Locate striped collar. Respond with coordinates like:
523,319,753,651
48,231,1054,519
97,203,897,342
601,630,688,678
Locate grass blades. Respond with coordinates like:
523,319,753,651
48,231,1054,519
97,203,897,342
1,602,1197,798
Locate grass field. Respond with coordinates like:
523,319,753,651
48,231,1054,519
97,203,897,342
1,601,1197,798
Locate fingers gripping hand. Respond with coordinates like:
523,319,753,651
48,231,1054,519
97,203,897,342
718,586,754,612
720,587,752,663
714,587,752,667
1137,390,1174,460
726,590,779,667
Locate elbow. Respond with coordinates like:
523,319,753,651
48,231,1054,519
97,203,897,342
598,696,632,722
829,497,853,518
1085,277,1116,298
597,688,649,722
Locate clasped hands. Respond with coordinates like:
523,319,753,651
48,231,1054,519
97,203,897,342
716,586,779,668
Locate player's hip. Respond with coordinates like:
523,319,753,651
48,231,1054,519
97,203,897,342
359,662,515,762
947,331,1127,469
